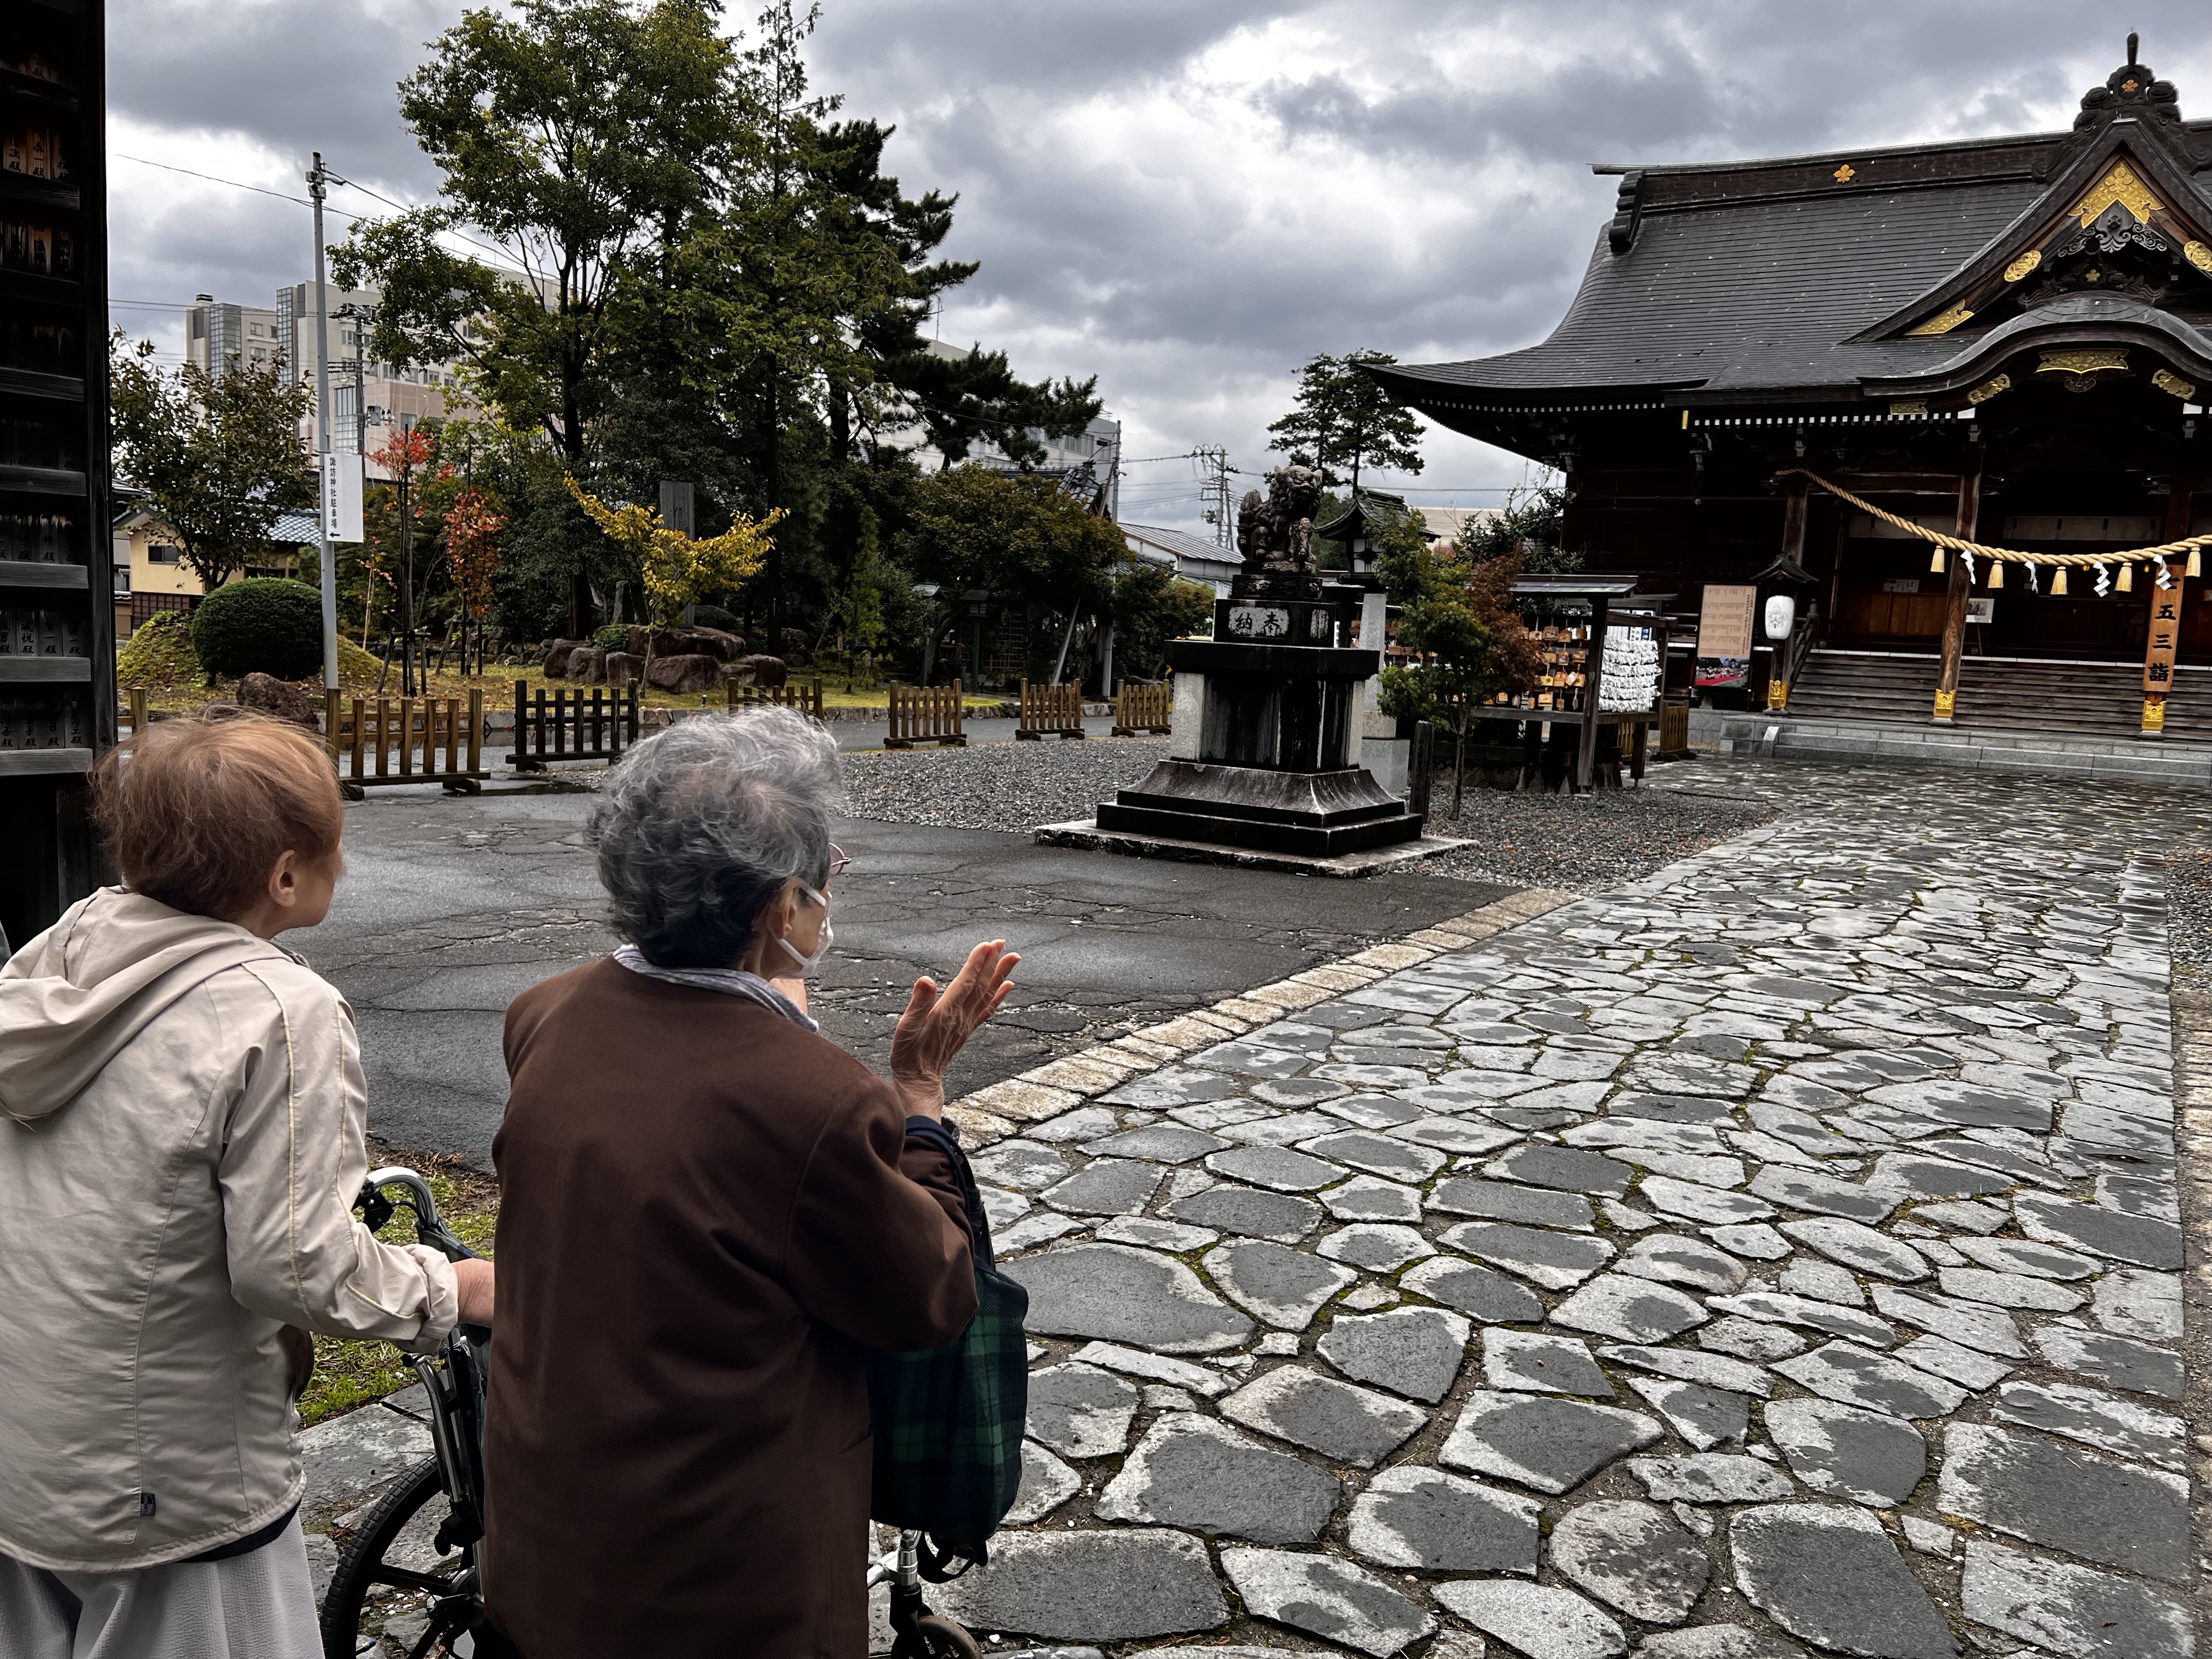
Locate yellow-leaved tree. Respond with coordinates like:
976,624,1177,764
563,476,781,662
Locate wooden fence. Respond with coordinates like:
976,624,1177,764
1112,680,1172,736
727,678,825,718
326,689,488,796
509,682,639,771
885,682,966,748
1017,679,1085,741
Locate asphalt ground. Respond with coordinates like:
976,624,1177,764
312,789,1513,1165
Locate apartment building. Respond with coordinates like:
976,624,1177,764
184,294,283,377
273,281,461,472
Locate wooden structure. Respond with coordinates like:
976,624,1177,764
726,678,825,718
327,689,488,796
1366,36,2212,741
1112,681,1173,735
121,687,148,738
885,683,966,748
1016,680,1086,741
1461,577,1666,791
508,682,638,771
0,0,114,945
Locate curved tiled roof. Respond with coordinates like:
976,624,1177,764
1381,182,2046,398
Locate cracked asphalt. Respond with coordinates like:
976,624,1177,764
311,793,1515,1163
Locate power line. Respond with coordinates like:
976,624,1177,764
114,154,311,204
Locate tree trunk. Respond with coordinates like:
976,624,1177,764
764,368,783,641
398,470,416,698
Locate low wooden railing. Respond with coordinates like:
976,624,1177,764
326,689,488,795
1017,679,1085,741
727,678,825,718
885,682,966,749
122,686,149,737
1112,680,1172,736
509,682,639,771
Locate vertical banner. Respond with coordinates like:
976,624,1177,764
2142,561,2181,734
321,453,364,543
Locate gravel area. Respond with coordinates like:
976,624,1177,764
1409,770,1779,891
842,738,1170,831
2165,846,2212,984
843,739,1779,892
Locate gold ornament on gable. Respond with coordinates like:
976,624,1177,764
2002,251,2041,282
2036,347,2129,376
1965,374,2012,404
2151,368,2197,400
2186,241,2212,274
1905,303,1975,337
2069,159,2164,226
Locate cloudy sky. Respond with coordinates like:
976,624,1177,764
108,1,2211,533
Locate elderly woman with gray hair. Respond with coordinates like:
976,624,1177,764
479,708,1015,1659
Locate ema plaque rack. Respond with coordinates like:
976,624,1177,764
0,0,113,945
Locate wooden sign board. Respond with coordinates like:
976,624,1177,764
2145,567,2182,705
1698,584,1758,660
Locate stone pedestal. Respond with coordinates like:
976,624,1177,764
1097,639,1423,857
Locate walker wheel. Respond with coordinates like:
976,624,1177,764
907,1613,983,1658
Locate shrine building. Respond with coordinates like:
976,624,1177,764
1369,36,2212,745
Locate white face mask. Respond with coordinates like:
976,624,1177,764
774,882,834,977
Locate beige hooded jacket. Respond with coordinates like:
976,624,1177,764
0,888,459,1571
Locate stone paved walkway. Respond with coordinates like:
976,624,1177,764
936,763,2203,1659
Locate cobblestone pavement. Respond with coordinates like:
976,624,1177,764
932,762,2205,1659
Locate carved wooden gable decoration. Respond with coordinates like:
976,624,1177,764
1866,40,2212,344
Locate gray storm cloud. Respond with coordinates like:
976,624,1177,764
104,0,2212,528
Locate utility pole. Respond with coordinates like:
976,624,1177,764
306,154,339,691
1197,445,1233,547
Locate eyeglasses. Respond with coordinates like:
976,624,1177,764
827,844,850,881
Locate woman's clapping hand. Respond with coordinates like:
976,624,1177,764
890,940,1019,1118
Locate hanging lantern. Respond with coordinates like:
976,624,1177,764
2052,565,2069,595
2118,562,2134,592
1929,546,1946,574
1989,560,2005,589
2191,548,2204,578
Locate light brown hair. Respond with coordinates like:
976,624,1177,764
93,712,343,921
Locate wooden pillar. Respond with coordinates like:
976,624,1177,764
1768,479,1809,712
1575,596,1612,791
2143,485,2193,736
1931,469,1982,723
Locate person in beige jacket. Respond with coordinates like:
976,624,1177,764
0,712,494,1658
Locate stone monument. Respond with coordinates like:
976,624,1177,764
1090,466,1424,858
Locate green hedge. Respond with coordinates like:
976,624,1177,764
189,578,324,681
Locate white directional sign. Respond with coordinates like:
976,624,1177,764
321,453,363,543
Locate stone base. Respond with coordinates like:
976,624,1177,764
1097,759,1424,856
1034,820,1468,878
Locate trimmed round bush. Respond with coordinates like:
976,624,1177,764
188,578,325,681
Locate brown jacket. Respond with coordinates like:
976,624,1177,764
482,960,977,1658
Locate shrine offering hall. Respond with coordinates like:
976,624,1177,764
1372,38,2212,742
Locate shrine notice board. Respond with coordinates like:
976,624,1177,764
1698,584,1758,661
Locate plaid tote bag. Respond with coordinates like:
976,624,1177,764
866,1116,1030,1570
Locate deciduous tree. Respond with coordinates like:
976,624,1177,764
564,476,778,649
108,336,316,589
336,0,738,635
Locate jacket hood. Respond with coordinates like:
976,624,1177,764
0,889,292,1126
